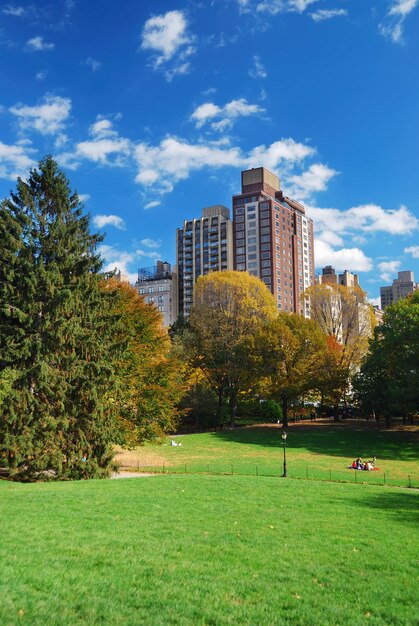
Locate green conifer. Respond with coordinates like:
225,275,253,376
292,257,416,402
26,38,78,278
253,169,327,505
0,156,120,480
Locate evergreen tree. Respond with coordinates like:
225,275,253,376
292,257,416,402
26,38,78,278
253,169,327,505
0,156,121,480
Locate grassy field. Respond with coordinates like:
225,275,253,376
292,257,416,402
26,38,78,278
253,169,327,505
115,421,419,488
1,475,418,625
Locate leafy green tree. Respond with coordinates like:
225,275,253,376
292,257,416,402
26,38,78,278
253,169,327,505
354,292,419,425
187,271,278,427
257,314,326,427
0,156,122,480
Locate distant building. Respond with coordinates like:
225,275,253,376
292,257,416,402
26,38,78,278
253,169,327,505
136,260,178,327
232,167,315,315
380,270,419,310
176,205,233,317
372,305,384,325
318,266,360,289
105,268,130,284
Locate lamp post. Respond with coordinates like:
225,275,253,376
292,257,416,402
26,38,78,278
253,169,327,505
281,430,287,478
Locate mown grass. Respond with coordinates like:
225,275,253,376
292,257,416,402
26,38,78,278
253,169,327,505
1,475,418,625
115,421,419,488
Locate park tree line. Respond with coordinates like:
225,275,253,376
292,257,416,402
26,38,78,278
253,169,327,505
173,271,379,429
1,158,417,480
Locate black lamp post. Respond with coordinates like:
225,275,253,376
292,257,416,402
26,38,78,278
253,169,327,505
281,430,287,478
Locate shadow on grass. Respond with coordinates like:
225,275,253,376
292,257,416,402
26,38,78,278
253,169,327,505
207,422,419,462
339,489,419,526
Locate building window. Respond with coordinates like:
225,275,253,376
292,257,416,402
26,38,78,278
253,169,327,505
139,288,145,294
237,263,246,270
248,261,257,269
261,244,270,252
148,297,154,303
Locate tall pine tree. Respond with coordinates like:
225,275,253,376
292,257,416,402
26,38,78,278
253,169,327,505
0,156,121,480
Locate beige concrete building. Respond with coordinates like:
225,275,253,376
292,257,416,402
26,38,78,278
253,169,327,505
176,205,233,317
380,270,418,309
232,167,315,315
136,261,178,327
318,266,360,288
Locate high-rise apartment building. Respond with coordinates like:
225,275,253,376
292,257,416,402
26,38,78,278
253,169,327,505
176,205,233,317
232,167,314,315
136,260,178,327
380,270,418,309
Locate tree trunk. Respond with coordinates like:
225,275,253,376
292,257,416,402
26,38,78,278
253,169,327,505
333,403,339,422
216,387,223,429
385,413,391,428
282,396,288,428
229,388,237,428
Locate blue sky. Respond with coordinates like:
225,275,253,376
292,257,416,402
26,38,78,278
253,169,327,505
1,0,418,304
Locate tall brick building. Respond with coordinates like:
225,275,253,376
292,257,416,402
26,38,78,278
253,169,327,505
232,167,315,315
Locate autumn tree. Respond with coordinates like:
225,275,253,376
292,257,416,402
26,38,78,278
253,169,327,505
105,280,187,443
187,271,278,427
257,314,327,427
304,282,374,417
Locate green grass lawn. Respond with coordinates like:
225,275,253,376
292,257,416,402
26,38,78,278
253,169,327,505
1,475,418,625
115,421,419,488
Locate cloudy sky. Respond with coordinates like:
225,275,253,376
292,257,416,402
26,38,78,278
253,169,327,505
1,0,418,303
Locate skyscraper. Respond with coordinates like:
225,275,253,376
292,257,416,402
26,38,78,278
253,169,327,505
176,205,233,317
232,167,315,315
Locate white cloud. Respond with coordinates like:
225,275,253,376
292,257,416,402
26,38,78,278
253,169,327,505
82,57,101,71
288,163,338,199
140,10,196,80
0,141,36,179
26,36,54,51
368,297,381,307
190,98,265,131
98,244,137,284
247,138,315,171
256,0,320,14
140,238,161,248
378,260,401,282
10,94,71,135
404,245,419,258
93,214,126,230
310,9,348,22
135,248,161,260
78,194,90,203
3,5,25,16
379,0,418,43
144,200,161,209
249,55,267,79
315,240,373,272
35,71,47,81
134,135,315,194
308,203,418,237
72,118,131,166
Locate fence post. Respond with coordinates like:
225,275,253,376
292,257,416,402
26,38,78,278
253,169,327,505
256,465,258,477
383,471,386,485
408,475,412,488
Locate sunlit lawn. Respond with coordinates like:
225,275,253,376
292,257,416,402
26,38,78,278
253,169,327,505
115,421,419,488
1,475,418,625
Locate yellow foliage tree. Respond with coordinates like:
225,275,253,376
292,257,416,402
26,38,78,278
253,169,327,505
188,271,278,426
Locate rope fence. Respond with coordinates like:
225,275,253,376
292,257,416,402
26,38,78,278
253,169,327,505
118,461,419,489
